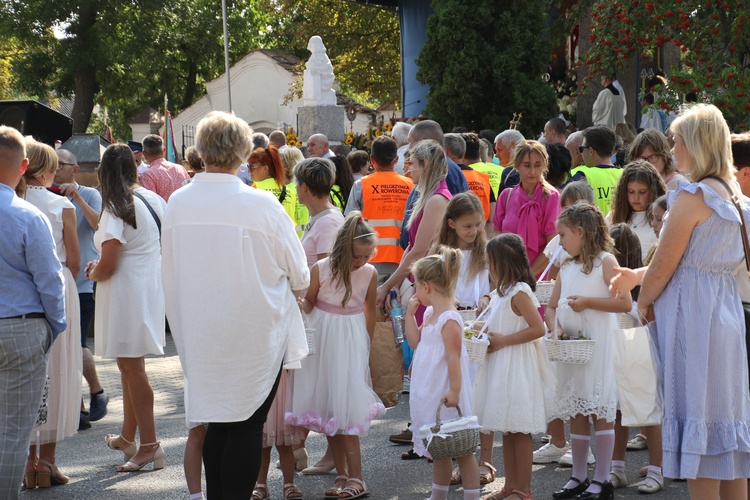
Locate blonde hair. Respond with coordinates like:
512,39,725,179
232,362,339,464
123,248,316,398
329,212,377,307
512,140,554,196
670,103,734,182
195,111,253,168
407,139,448,229
18,137,57,195
557,202,614,274
411,246,462,302
434,192,488,282
560,180,595,207
281,146,305,184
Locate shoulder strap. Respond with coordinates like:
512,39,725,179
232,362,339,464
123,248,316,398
706,175,750,271
133,190,162,238
278,184,287,204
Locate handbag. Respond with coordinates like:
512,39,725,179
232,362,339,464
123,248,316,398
706,176,750,388
612,321,663,426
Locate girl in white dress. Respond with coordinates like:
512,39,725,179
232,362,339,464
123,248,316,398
546,203,632,499
606,161,666,257
406,247,480,500
287,213,384,499
473,234,550,500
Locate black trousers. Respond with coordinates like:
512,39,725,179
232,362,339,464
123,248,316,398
203,366,282,500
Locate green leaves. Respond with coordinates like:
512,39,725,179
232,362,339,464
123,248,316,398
418,0,557,137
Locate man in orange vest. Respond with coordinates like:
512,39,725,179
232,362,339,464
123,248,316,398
445,133,495,235
345,136,413,282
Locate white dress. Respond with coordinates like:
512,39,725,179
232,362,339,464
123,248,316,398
409,308,473,458
454,249,490,308
94,188,166,358
24,186,82,443
473,283,551,434
553,252,619,422
285,259,385,436
629,211,658,258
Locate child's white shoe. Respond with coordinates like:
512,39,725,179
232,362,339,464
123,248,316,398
532,441,569,463
559,447,595,465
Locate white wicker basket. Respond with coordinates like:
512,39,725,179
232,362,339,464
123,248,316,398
305,326,316,355
545,338,595,364
617,313,637,329
535,281,555,305
421,401,480,460
458,309,477,324
463,334,489,365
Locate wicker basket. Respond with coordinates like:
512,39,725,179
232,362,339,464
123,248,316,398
545,338,595,364
421,401,480,460
535,281,556,305
458,308,477,324
617,313,637,329
463,334,489,365
305,326,316,355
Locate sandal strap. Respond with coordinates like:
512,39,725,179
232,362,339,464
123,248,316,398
345,478,366,488
335,475,349,482
139,441,160,447
479,461,497,473
511,490,533,500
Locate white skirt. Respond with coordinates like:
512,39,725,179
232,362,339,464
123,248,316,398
285,308,385,436
32,267,82,444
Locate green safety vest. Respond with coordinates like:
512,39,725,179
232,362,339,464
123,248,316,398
253,178,309,236
569,165,623,215
469,162,504,198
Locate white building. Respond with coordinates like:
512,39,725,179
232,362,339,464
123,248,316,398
136,49,394,156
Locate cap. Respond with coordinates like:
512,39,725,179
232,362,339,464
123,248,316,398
128,140,143,153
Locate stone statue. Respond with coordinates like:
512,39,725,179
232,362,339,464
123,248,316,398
303,36,337,106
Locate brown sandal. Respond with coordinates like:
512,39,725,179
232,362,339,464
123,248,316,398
479,461,497,485
284,482,303,499
508,490,533,500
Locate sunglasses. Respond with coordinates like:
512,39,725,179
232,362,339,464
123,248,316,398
578,145,589,153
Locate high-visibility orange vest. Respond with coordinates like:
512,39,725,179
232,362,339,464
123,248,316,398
461,168,492,221
361,171,413,264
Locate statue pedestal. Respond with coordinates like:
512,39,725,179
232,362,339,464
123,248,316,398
298,105,345,144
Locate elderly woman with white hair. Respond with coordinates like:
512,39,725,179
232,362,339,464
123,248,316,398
162,111,309,499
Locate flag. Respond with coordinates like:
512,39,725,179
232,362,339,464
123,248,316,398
163,109,177,163
103,110,114,143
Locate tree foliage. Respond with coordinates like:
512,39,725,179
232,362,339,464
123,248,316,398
261,0,400,108
570,0,750,131
0,0,399,139
417,0,558,137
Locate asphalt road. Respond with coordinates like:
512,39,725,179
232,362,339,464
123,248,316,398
23,335,690,499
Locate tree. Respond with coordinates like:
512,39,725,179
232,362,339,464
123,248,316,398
417,0,558,137
0,0,269,135
261,0,400,108
571,0,750,131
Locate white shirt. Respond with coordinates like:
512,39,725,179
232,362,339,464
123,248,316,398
162,173,310,423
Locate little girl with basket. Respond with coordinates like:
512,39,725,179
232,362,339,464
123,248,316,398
473,234,553,500
286,212,385,499
546,203,632,500
405,247,480,500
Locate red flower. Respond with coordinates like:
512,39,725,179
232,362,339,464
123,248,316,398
660,101,668,109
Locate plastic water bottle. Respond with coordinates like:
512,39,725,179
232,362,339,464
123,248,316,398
389,290,405,345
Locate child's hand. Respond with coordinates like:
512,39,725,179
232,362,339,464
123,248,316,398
476,295,490,315
406,295,420,316
567,295,589,312
486,332,506,353
610,266,639,298
442,391,459,408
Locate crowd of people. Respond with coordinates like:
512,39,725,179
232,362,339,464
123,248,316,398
2,100,750,500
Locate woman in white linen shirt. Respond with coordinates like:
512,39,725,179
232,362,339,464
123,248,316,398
161,111,310,499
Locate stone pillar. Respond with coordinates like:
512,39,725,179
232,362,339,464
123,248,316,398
298,105,346,146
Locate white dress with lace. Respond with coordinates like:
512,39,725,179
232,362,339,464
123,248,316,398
409,308,473,458
473,283,551,434
552,252,619,422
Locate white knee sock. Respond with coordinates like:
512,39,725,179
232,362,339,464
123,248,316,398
429,483,449,500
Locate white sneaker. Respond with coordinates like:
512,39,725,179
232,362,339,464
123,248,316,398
559,447,595,466
532,441,570,463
